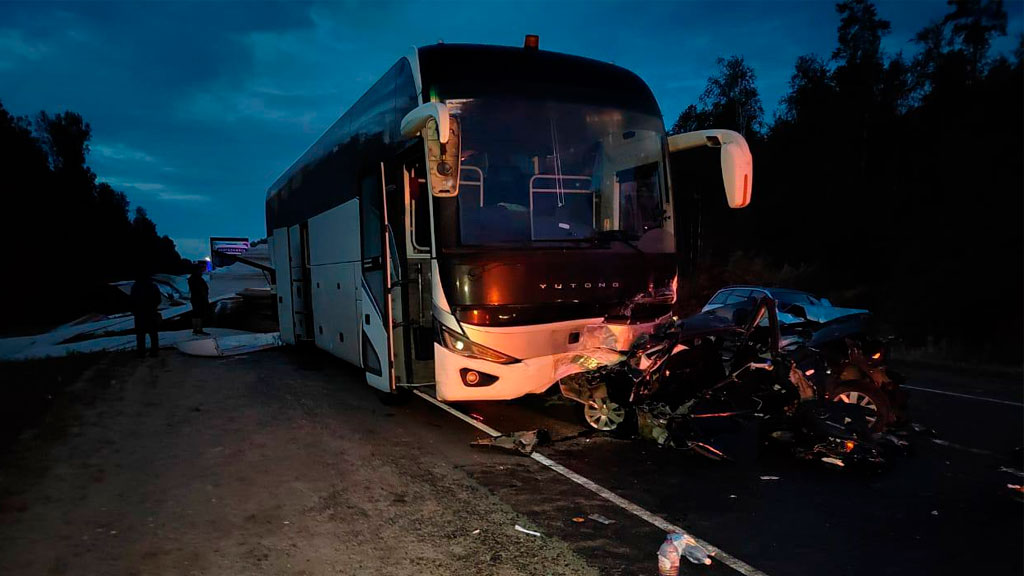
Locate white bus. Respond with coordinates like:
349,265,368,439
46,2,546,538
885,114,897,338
266,38,752,403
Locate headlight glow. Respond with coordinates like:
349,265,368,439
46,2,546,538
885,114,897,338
439,324,518,364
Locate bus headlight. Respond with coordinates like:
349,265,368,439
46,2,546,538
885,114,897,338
438,324,519,364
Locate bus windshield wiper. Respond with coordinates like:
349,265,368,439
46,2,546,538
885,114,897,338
591,230,645,254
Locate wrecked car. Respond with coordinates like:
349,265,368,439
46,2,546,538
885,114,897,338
702,285,868,325
559,297,904,467
782,312,908,431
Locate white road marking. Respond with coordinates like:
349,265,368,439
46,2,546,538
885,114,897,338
412,390,503,437
530,451,770,576
413,388,770,576
902,385,1023,407
927,437,1000,458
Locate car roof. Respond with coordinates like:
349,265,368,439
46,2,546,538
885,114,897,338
713,286,820,300
716,285,770,292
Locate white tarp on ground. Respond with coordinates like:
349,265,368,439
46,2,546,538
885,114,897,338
175,332,282,357
1,328,257,361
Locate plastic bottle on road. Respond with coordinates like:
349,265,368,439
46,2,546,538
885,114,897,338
657,535,680,575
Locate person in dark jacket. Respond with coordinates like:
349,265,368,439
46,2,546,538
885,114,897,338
188,264,211,336
130,272,162,357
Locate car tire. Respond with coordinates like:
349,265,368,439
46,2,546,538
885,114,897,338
579,393,636,437
831,381,892,432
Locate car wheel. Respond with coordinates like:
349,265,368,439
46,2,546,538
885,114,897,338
832,381,892,432
581,393,636,436
583,395,625,430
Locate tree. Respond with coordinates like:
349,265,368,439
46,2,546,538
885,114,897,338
132,206,158,237
1,102,189,327
833,0,891,70
35,111,94,182
671,0,1022,363
879,53,914,115
943,0,1008,78
0,101,53,293
671,56,764,137
913,0,1008,94
669,104,707,135
777,55,835,124
700,56,764,137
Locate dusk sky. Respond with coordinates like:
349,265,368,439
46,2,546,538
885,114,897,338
1,1,1020,259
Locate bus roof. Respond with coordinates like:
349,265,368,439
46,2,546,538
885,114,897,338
417,43,662,116
266,42,664,226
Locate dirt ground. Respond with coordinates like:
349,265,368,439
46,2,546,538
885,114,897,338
0,349,596,576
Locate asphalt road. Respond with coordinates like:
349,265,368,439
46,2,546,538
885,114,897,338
443,364,1024,576
1,346,1019,575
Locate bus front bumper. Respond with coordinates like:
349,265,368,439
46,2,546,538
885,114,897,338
434,343,561,401
433,316,665,402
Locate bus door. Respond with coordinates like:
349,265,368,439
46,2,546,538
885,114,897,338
396,150,434,383
359,163,402,393
288,223,314,341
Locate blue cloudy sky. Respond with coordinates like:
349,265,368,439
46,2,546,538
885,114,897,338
1,1,1020,259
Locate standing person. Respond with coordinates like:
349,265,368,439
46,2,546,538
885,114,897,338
188,264,211,336
130,271,162,357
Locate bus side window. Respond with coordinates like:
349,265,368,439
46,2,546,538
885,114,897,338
409,164,431,254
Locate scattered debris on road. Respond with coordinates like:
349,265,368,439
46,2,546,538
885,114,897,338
514,524,542,537
471,429,550,455
999,466,1024,478
587,513,615,525
759,476,781,481
658,531,713,574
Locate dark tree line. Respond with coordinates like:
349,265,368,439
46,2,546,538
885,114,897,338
673,0,1022,363
0,102,189,329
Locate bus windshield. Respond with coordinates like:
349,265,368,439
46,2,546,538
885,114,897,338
447,98,672,252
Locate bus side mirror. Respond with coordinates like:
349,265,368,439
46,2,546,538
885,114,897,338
402,103,461,198
668,129,752,209
401,102,449,145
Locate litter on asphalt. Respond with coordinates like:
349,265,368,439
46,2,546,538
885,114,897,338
514,525,542,537
470,429,550,455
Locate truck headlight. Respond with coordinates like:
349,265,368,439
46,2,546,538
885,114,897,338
438,324,519,364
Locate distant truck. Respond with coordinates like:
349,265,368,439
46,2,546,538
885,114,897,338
209,237,251,269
